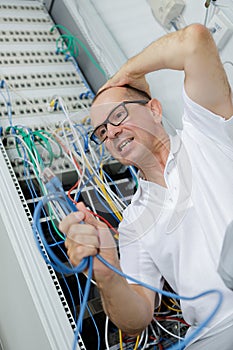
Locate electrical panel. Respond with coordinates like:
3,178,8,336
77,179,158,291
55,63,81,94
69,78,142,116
0,1,188,350
147,0,185,30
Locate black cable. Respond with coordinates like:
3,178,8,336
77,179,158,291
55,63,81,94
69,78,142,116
48,0,55,14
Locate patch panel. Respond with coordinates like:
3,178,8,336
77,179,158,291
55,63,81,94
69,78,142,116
0,93,92,119
3,72,81,90
0,2,95,348
0,4,45,11
0,56,64,65
0,29,55,37
0,16,52,24
10,156,75,182
0,30,56,44
0,50,59,58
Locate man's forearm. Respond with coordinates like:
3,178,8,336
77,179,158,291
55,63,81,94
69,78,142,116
125,23,212,77
97,272,154,335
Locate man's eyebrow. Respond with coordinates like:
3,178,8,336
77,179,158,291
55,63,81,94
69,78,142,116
91,84,151,104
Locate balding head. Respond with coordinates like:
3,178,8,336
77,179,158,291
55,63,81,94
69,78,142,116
92,84,151,106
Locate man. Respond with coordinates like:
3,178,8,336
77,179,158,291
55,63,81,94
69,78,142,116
60,23,233,349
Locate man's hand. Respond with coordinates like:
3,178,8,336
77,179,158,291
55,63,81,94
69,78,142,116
60,203,155,335
59,202,120,282
99,59,151,97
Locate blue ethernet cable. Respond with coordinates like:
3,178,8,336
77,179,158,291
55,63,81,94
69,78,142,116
34,168,89,274
65,55,95,99
33,168,93,350
0,80,13,126
33,168,223,350
96,254,223,350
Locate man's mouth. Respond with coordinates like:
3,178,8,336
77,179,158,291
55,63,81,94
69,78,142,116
118,138,134,152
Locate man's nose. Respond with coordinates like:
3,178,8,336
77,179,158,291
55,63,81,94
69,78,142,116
107,123,122,138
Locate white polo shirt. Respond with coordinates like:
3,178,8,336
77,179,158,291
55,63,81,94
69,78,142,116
118,88,233,340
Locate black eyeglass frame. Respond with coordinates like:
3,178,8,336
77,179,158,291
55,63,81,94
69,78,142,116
90,100,149,145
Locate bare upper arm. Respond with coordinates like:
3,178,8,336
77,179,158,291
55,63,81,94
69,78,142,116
184,24,233,119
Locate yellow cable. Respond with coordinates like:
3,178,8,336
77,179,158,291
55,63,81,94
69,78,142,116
119,329,140,350
162,299,181,313
50,99,56,107
169,297,181,310
134,335,140,349
119,329,123,350
54,126,123,222
99,165,122,221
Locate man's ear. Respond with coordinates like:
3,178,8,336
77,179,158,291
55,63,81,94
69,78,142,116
147,98,162,121
147,98,162,117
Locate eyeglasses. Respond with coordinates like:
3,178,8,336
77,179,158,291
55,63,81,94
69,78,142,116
90,100,149,145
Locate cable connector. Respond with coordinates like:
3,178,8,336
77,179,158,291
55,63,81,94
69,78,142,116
41,168,77,222
64,54,70,62
0,80,5,89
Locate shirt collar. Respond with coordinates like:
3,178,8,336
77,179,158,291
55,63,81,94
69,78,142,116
169,132,182,158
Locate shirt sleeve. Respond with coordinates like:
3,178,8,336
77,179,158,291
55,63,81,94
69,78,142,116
182,87,233,149
118,211,164,303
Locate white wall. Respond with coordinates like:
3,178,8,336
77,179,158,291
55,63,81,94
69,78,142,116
91,0,233,129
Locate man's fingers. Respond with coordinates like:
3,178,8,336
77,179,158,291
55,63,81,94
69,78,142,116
65,223,99,247
75,202,108,229
59,210,85,234
67,244,98,266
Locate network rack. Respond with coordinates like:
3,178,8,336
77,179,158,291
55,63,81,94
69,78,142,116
0,1,90,349
0,1,137,350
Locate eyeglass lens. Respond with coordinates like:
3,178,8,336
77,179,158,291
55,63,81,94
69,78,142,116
94,104,128,141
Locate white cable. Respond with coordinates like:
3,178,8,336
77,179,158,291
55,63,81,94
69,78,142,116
52,123,118,210
139,327,148,350
149,322,160,344
204,6,210,26
136,329,145,349
58,102,123,208
105,316,110,350
48,97,127,218
41,132,63,159
5,134,42,176
204,0,219,26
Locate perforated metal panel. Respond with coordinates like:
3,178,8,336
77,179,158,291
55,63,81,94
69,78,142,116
0,1,89,349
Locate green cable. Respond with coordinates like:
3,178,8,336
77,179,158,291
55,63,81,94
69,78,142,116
14,127,43,174
56,35,75,56
50,23,73,36
34,131,55,167
38,130,63,159
72,35,107,77
51,24,107,78
14,127,63,170
8,125,69,241
50,214,66,240
37,179,66,241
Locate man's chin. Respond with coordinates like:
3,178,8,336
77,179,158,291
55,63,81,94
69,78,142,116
114,155,138,167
